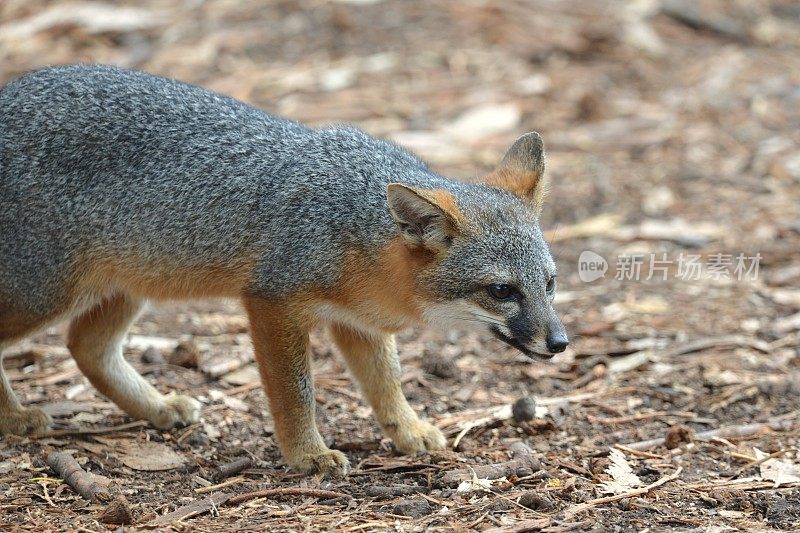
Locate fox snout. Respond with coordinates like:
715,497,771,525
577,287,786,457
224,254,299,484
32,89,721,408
545,316,569,354
490,312,568,360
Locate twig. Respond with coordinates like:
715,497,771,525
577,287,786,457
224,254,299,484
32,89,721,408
38,482,56,507
33,420,148,439
589,411,698,425
195,476,246,494
564,467,682,519
683,479,800,491
225,487,351,506
453,424,478,449
45,451,111,502
483,517,551,533
176,423,200,445
729,451,757,461
613,444,665,460
656,335,769,357
212,457,253,482
622,416,800,451
661,0,748,42
224,381,262,396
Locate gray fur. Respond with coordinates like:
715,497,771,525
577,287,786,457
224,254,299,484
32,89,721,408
0,65,561,353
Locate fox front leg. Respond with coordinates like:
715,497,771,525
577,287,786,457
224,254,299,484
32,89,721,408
329,323,446,454
244,297,349,477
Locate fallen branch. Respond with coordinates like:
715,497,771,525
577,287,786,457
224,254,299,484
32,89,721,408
225,487,350,506
483,517,551,533
195,476,245,494
45,451,111,502
212,457,253,483
656,335,770,357
33,420,148,439
683,479,800,491
588,411,697,425
661,0,748,41
613,445,665,460
622,416,800,451
564,467,682,519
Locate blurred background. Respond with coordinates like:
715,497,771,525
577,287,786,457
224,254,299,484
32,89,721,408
2,0,799,347
2,1,800,529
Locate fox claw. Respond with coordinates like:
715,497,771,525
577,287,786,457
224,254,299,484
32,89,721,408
389,419,447,455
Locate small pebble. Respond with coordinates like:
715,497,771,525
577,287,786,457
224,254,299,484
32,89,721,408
512,397,537,423
391,499,433,518
422,354,458,379
99,496,133,525
664,424,694,449
141,345,165,364
490,499,514,511
519,491,554,511
168,339,200,369
365,485,428,499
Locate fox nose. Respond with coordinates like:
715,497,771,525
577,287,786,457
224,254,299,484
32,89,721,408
546,313,569,353
546,334,568,353
546,331,569,353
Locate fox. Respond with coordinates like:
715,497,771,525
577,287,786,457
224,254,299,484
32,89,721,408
0,65,568,476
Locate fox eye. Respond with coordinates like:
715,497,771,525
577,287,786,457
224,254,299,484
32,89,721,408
487,283,517,301
546,276,556,294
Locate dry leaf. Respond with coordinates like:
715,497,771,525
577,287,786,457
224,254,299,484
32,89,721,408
93,438,186,471
456,465,507,493
600,448,642,494
755,448,800,488
456,476,506,493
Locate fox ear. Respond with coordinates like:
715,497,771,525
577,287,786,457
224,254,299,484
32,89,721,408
484,132,548,213
386,183,463,252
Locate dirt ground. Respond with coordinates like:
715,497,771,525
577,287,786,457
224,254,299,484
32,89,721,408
2,0,800,531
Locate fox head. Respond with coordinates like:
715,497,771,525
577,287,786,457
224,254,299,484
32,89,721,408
387,132,568,359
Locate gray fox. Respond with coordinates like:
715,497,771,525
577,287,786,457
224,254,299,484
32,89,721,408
0,65,568,476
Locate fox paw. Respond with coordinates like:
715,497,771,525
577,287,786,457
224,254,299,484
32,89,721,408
389,419,447,455
149,393,201,430
0,407,52,436
288,449,350,478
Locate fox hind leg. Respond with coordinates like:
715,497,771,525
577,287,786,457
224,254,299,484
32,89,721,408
0,343,53,435
67,294,200,429
0,311,53,435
